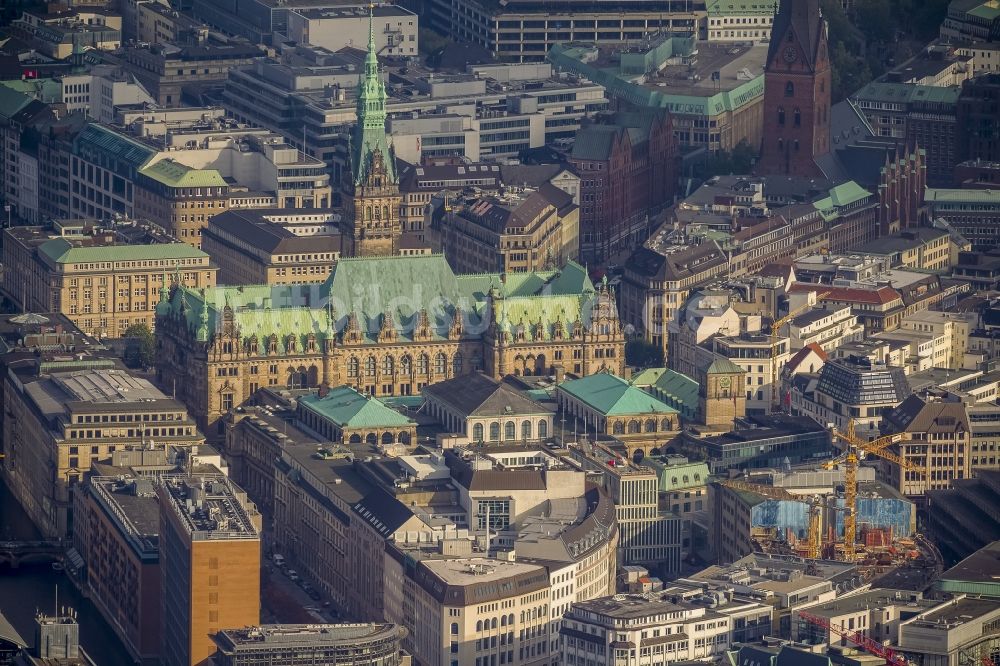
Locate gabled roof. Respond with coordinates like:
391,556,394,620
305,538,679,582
352,488,417,537
557,373,678,417
789,283,901,306
570,124,624,161
421,373,552,418
299,385,413,429
785,343,828,375
883,394,969,434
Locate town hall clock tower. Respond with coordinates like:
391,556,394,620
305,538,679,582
755,0,831,176
341,8,402,258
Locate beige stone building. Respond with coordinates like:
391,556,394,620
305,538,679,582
134,159,230,247
1,223,216,338
155,255,624,437
434,184,579,274
2,366,203,537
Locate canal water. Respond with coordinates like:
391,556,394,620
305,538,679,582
0,477,135,665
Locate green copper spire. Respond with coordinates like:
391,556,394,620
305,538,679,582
351,4,397,187
196,290,210,342
156,270,171,316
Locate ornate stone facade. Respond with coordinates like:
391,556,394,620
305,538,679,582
155,256,625,437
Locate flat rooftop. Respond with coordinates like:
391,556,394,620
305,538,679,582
938,540,1000,585
161,474,259,539
214,623,402,649
90,476,160,555
294,5,414,18
646,42,766,97
571,594,692,620
421,557,543,586
907,596,1000,628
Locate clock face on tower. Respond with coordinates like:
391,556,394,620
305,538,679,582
783,46,797,63
718,376,731,389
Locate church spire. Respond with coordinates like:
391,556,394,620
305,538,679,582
351,3,397,187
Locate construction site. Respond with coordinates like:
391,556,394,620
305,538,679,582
714,421,945,589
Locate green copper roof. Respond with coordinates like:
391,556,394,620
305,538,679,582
707,0,778,15
645,459,710,492
0,86,32,119
37,237,209,265
853,82,961,105
300,386,413,429
813,181,873,221
558,373,678,417
73,123,156,170
162,255,599,348
630,368,698,418
968,3,1000,20
0,78,62,104
926,188,1000,205
139,159,227,188
351,7,397,186
705,356,744,375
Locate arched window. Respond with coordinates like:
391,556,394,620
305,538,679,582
366,356,377,376
613,421,625,435
538,420,548,439
521,420,532,440
644,418,657,433
452,353,463,376
500,616,507,627
785,81,794,97
435,352,447,375
491,618,497,630
374,206,381,220
471,354,483,371
418,354,429,375
628,420,640,434
505,421,516,440
661,417,672,431
778,138,784,151
794,139,800,151
383,205,390,220
382,356,394,375
365,206,371,220
476,620,483,632
489,422,500,441
793,107,801,127
473,423,484,442
347,356,359,377
400,355,412,375
778,106,785,126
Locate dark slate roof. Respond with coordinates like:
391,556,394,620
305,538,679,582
768,0,824,70
883,394,970,434
352,488,415,538
737,645,778,666
207,210,341,254
776,646,830,666
422,372,551,418
627,241,727,282
498,163,564,188
571,125,623,161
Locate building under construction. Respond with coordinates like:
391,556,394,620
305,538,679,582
713,464,918,564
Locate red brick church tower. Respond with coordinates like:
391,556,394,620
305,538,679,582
756,0,831,176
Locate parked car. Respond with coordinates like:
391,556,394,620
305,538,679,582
286,570,299,582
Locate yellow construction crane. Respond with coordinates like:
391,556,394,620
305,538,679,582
769,292,831,413
827,420,924,562
719,478,826,559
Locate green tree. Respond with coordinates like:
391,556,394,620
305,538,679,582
625,339,664,369
123,323,156,369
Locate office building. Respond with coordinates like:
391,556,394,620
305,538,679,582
958,73,1000,164
73,475,161,664
549,36,765,154
286,5,418,56
424,0,702,63
570,442,684,572
158,473,262,666
786,305,863,354
134,159,230,247
926,471,1000,565
791,355,911,436
8,8,121,60
210,624,408,666
1,222,217,338
155,255,624,436
678,414,831,474
561,591,768,664
433,184,580,274
567,110,677,263
3,367,204,537
118,41,265,107
925,188,1000,249
201,209,341,285
706,0,777,42
850,228,955,271
896,595,1000,666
